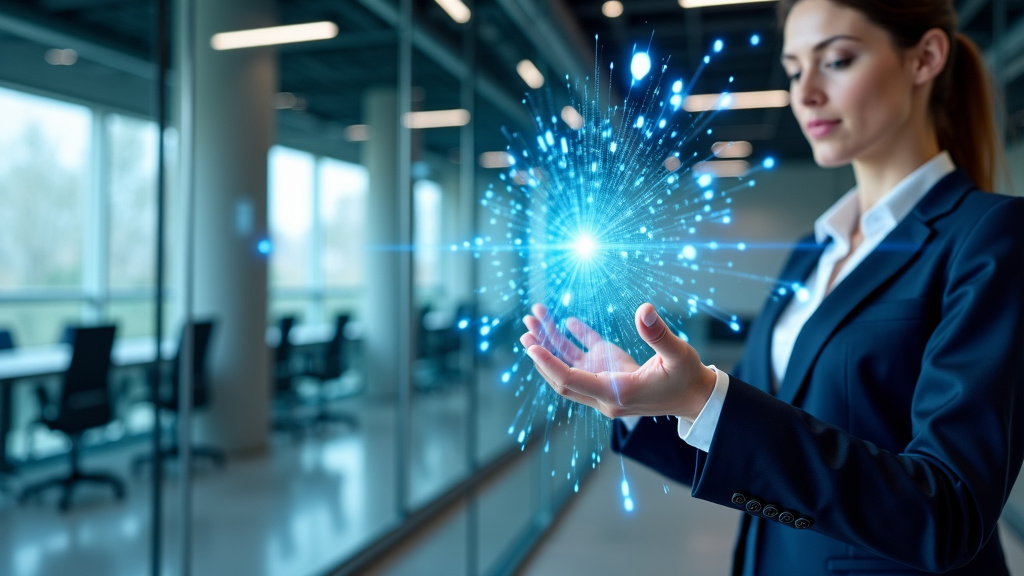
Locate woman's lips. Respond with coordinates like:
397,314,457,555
806,119,840,139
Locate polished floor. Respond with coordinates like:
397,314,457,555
0,367,523,576
522,456,1024,575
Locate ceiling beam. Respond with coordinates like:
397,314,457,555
350,0,531,126
958,0,988,28
40,0,130,11
492,0,590,85
986,13,1024,81
0,1,152,79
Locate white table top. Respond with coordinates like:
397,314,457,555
0,339,177,381
0,322,363,382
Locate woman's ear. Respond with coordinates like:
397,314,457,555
911,28,950,86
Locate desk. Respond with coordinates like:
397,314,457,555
0,339,175,472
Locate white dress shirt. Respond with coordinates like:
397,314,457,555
621,151,956,453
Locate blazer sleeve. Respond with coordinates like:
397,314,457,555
689,197,1024,573
612,416,699,487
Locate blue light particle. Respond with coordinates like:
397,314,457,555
457,319,469,329
713,39,724,53
630,51,652,81
479,341,490,352
763,156,776,169
750,34,761,46
256,238,272,255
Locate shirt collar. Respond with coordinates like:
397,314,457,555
814,151,956,245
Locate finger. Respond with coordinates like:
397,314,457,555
528,309,584,365
527,345,618,404
565,317,603,348
635,303,691,364
522,315,542,337
520,332,539,348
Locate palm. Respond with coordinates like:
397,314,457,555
520,304,640,374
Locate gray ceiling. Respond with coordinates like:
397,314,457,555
1,0,1022,164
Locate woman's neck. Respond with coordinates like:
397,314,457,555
851,136,941,214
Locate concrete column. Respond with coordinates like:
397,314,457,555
178,0,276,453
361,87,414,401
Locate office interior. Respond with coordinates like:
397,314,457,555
1,0,1024,575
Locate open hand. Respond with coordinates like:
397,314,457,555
521,302,717,421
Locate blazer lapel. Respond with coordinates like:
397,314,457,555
774,169,974,405
743,238,826,394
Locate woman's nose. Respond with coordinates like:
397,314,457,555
793,72,826,108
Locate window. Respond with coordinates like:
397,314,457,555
0,86,89,291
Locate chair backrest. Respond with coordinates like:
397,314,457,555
273,316,296,392
56,325,117,434
320,314,350,379
165,320,216,409
0,328,14,351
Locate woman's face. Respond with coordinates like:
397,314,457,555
782,0,919,167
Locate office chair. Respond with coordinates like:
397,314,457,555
292,314,359,430
0,327,14,351
131,319,224,474
19,325,126,512
270,316,302,433
0,327,15,490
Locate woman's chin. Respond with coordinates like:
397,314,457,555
810,148,851,169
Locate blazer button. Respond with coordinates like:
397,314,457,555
794,517,813,530
745,499,763,514
778,511,795,524
731,492,747,506
761,504,779,518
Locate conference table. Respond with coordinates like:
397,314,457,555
0,323,351,473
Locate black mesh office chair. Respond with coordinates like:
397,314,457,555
132,320,224,474
293,314,359,429
19,325,126,512
0,327,16,488
270,316,302,432
0,328,14,351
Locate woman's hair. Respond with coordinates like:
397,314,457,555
777,0,1003,191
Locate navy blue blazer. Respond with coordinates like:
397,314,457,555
613,170,1024,575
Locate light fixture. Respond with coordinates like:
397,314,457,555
434,0,471,23
561,106,584,130
211,21,338,50
602,1,624,17
344,125,372,142
403,109,471,129
684,90,790,112
45,48,78,66
478,151,513,169
693,159,750,178
679,0,776,8
516,59,545,89
712,141,753,158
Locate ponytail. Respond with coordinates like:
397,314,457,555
933,33,1003,192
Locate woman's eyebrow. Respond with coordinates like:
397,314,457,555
781,34,862,62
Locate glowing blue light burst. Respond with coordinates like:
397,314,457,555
630,51,652,81
465,36,780,510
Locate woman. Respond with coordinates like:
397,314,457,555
520,0,1024,574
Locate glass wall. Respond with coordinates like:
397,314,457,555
0,0,607,575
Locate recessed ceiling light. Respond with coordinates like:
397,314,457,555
602,1,624,18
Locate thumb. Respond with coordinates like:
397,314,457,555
635,303,688,362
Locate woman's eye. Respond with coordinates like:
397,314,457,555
825,57,853,70
787,71,801,83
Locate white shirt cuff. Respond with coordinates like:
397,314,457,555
676,365,730,452
619,415,641,431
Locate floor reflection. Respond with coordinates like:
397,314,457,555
0,363,521,576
